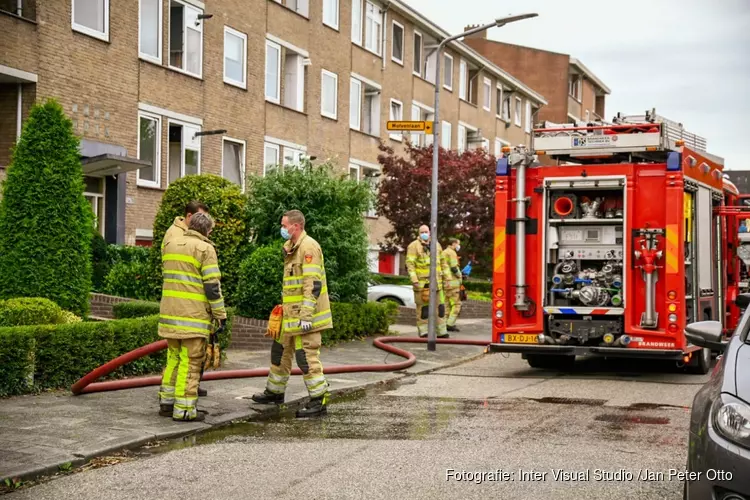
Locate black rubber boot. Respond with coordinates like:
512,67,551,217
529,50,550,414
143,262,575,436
159,404,173,417
198,387,208,397
447,325,460,332
251,389,285,405
296,395,327,418
173,411,206,423
437,333,450,339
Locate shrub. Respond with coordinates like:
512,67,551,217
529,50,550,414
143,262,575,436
91,229,109,292
59,310,83,323
0,298,66,327
0,99,92,316
322,301,398,346
107,244,150,265
0,328,35,397
235,242,284,319
463,280,492,294
245,161,371,304
147,174,247,303
113,300,161,319
103,261,153,301
370,273,412,286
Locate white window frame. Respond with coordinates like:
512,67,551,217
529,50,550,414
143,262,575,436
389,98,403,141
166,118,202,185
323,0,340,30
482,77,492,112
283,147,305,167
441,121,451,150
265,39,282,104
167,0,204,79
223,26,247,89
263,142,280,176
351,0,363,45
458,59,467,100
391,20,404,65
72,0,110,42
514,96,522,127
569,75,581,101
138,0,162,64
410,103,421,146
349,77,362,130
136,111,162,188
585,109,590,122
349,164,361,182
443,53,454,91
481,137,490,151
495,84,504,118
413,31,423,76
495,137,510,157
525,100,532,134
457,124,466,153
221,137,246,192
321,69,338,120
84,178,106,237
364,1,382,56
502,95,511,122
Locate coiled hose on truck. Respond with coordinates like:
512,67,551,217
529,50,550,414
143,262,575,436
71,337,490,395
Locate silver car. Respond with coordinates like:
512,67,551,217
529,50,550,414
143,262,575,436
367,282,415,309
683,294,750,499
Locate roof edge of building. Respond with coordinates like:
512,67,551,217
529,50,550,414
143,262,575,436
389,1,548,106
569,57,611,95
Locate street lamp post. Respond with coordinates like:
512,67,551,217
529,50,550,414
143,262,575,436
427,13,539,352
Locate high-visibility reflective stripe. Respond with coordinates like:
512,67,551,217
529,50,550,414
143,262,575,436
303,300,316,308
209,298,224,309
294,335,303,350
164,279,202,289
163,253,201,269
303,272,323,279
284,284,303,290
302,264,322,272
164,270,203,282
159,317,211,331
162,289,208,303
160,314,211,325
161,324,211,335
203,273,221,280
283,295,303,304
283,277,303,284
202,265,220,278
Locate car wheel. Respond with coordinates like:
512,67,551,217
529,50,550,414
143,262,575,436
378,296,405,306
686,347,711,375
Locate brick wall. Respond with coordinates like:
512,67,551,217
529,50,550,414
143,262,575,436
89,293,134,319
228,316,272,350
396,299,490,324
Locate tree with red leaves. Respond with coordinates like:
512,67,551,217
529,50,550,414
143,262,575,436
376,142,497,277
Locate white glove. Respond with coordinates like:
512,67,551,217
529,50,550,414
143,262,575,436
300,320,313,332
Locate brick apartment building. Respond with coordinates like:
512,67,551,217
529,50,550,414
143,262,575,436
463,32,610,125
0,0,546,275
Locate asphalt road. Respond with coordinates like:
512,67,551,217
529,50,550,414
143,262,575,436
8,353,711,500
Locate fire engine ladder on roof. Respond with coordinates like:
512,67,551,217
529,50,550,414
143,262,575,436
531,109,720,165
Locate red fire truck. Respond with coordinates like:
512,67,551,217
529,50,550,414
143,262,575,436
490,111,749,374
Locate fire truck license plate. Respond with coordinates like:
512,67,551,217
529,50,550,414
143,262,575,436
501,334,538,344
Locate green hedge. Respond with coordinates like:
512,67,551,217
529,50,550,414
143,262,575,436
322,301,398,346
235,242,284,320
0,329,35,397
370,273,492,294
0,297,81,327
112,300,161,319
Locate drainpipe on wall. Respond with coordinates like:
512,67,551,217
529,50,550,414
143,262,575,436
16,0,22,16
381,3,391,71
16,84,22,139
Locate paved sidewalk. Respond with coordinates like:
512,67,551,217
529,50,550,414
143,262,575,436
0,319,491,483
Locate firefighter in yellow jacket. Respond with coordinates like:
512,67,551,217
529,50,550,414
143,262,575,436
252,210,333,418
406,225,450,338
158,212,227,422
162,200,208,253
442,238,463,332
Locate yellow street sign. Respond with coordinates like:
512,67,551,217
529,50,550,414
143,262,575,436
386,120,434,134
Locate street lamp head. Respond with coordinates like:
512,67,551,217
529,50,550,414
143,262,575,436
495,13,538,27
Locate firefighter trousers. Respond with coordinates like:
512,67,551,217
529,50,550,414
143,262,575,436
265,331,329,399
413,285,447,337
158,337,206,421
444,288,462,327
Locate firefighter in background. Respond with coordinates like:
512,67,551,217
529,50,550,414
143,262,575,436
162,200,210,397
157,212,227,422
252,210,333,418
442,238,463,332
162,200,209,252
406,225,450,338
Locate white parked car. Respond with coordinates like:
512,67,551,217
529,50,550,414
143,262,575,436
367,282,416,308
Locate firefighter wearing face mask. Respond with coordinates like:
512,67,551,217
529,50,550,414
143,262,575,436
442,238,463,332
251,209,332,418
406,225,450,338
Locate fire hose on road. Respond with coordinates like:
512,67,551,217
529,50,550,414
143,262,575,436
70,337,491,395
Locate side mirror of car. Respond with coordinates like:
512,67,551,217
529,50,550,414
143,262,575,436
735,293,750,309
684,320,728,353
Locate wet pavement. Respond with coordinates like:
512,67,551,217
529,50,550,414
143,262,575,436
3,349,711,499
0,320,489,484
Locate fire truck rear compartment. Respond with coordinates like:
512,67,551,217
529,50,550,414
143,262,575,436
546,315,623,345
